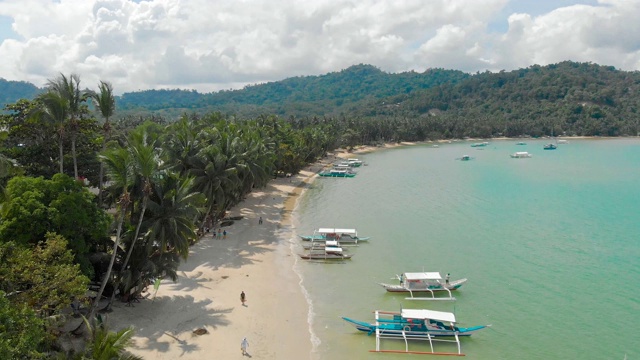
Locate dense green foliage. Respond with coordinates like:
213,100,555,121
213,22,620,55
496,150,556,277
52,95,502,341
0,291,47,359
0,234,89,315
0,174,111,275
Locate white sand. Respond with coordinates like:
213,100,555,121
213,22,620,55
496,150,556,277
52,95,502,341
107,167,324,359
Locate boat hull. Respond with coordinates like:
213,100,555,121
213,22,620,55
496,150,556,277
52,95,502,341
379,278,467,293
342,316,486,337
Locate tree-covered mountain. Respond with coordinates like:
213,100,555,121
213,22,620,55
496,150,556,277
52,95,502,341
347,61,640,137
0,78,42,105
2,61,640,138
116,64,470,117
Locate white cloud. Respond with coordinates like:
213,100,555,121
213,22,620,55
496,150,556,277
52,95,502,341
0,0,637,94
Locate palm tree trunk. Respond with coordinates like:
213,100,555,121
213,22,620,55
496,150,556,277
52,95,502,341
72,135,78,179
104,199,147,310
58,136,64,174
86,202,126,328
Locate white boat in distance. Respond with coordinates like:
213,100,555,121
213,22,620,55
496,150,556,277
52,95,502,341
510,151,532,158
379,272,467,300
300,228,370,243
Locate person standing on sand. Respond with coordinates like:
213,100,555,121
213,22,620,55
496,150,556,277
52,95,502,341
258,216,263,225
223,230,227,239
241,337,249,355
445,273,450,285
241,291,246,305
217,228,222,239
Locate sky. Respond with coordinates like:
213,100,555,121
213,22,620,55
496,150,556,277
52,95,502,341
0,0,635,95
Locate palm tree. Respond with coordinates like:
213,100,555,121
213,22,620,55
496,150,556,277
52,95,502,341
89,81,116,207
144,173,204,259
47,73,87,179
86,147,133,327
105,128,158,310
79,317,143,360
31,91,69,174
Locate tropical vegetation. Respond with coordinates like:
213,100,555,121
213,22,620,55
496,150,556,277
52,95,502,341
0,60,639,357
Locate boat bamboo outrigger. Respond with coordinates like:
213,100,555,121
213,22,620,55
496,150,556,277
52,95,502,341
300,228,370,244
342,309,489,356
379,272,466,301
299,241,353,260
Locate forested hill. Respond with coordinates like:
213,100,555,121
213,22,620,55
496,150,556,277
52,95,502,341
2,61,640,137
347,61,640,137
0,78,41,105
116,64,470,116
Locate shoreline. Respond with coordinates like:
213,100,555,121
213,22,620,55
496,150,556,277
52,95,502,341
107,163,331,359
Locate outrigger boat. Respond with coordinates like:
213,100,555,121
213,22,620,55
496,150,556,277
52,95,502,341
299,243,353,260
379,272,466,300
342,308,489,356
300,228,370,243
318,169,356,177
302,239,351,250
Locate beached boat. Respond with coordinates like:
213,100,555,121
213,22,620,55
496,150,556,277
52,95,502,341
510,151,532,158
470,141,489,147
543,143,557,150
457,155,473,161
300,228,370,243
299,244,353,260
346,158,364,167
342,309,489,355
302,239,350,250
379,272,466,300
318,169,356,177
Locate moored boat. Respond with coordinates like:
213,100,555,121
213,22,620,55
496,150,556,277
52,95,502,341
299,244,353,260
342,308,490,355
300,228,370,243
510,151,532,158
470,141,489,147
516,141,527,145
379,272,465,300
543,143,557,150
318,169,356,177
457,155,473,161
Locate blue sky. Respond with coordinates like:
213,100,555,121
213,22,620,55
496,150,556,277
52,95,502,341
0,0,634,94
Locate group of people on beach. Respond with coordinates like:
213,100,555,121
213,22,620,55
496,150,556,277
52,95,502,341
211,228,227,239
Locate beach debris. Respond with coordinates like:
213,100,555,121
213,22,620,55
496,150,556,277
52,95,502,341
192,328,208,336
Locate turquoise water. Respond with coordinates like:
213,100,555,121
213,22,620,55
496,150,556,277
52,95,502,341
291,139,640,360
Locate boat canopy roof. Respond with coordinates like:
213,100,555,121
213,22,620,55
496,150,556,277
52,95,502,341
317,228,357,235
325,240,339,246
325,246,343,253
401,309,456,323
404,272,442,280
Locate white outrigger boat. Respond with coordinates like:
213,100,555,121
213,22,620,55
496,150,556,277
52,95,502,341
379,272,466,301
299,242,353,260
300,228,370,244
342,308,489,356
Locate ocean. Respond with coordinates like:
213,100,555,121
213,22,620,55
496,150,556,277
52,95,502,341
289,138,640,360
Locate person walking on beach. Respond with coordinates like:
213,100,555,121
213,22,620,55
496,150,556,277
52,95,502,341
223,230,227,239
241,291,246,306
217,228,222,239
258,216,263,225
241,337,249,355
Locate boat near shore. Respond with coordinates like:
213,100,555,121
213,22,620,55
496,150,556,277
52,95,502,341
300,228,370,243
342,308,490,355
379,272,465,300
299,243,353,260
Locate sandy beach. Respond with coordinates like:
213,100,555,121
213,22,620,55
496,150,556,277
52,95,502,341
107,164,330,359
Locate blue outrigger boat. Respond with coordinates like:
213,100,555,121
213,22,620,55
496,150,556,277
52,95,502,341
342,309,490,356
